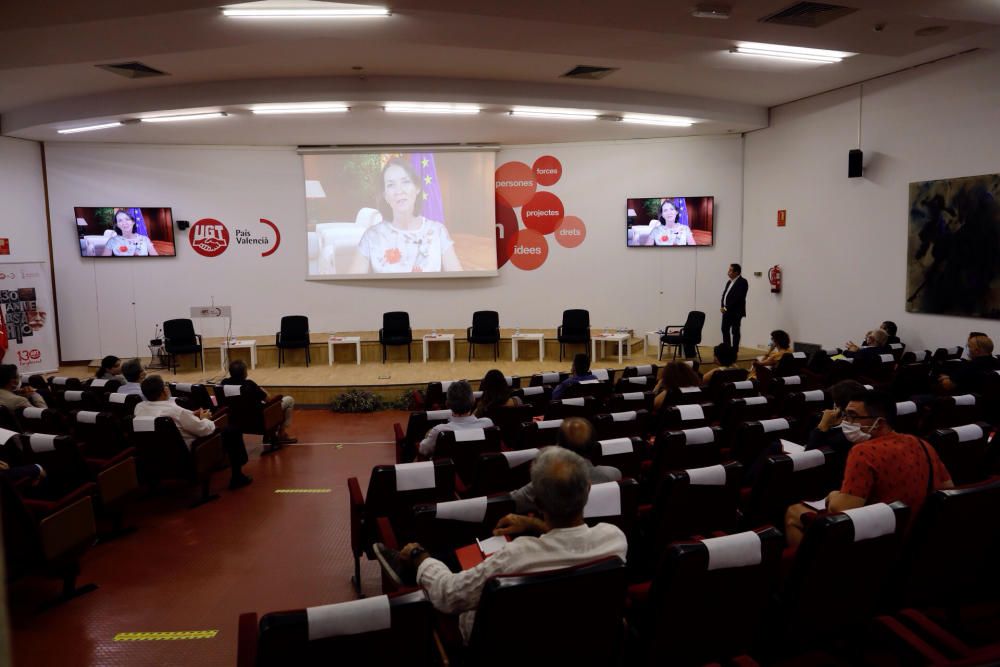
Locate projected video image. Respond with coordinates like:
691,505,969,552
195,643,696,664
304,152,497,278
75,207,176,257
626,197,714,247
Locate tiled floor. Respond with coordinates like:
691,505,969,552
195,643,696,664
8,409,404,667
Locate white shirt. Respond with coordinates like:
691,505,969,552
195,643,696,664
118,382,144,396
417,523,628,644
651,223,695,246
133,400,215,449
418,414,494,457
357,217,454,273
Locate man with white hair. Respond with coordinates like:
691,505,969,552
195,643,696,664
374,446,627,644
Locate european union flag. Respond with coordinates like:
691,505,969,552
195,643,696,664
410,153,445,224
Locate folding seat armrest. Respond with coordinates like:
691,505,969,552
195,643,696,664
24,482,98,519
898,609,972,655
376,516,400,550
191,431,225,475
212,412,230,430
38,494,97,561
873,615,951,664
236,612,259,667
348,477,365,556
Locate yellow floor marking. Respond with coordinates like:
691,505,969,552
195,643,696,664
114,630,218,641
274,488,332,493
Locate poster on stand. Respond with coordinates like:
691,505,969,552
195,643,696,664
0,261,59,374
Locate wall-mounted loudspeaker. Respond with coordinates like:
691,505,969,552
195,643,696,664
177,219,190,230
848,149,863,178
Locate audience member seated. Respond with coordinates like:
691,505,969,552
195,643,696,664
551,353,597,400
473,369,522,418
938,333,998,394
843,328,889,358
700,343,739,386
221,360,297,445
418,380,493,458
373,446,628,645
881,320,900,345
118,358,146,396
748,329,791,380
135,375,252,489
652,361,702,411
0,364,47,411
510,417,621,514
806,380,865,455
784,390,952,548
95,355,126,383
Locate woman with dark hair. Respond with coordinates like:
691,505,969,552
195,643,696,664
349,157,463,273
96,355,126,382
748,329,792,380
474,369,521,417
644,199,695,246
652,361,702,411
701,343,740,385
102,209,158,256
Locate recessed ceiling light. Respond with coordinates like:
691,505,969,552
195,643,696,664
57,122,123,134
620,113,696,127
384,103,481,115
730,41,854,64
140,112,228,123
509,106,598,120
251,103,350,114
222,7,390,18
692,3,730,19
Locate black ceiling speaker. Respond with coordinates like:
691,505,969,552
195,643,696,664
848,149,863,178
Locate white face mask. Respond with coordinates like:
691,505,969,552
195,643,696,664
842,418,880,443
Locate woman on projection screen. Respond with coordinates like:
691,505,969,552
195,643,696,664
348,157,463,273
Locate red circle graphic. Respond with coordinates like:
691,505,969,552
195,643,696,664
189,218,230,257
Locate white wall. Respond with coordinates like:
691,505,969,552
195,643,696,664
0,137,48,263
742,49,1000,352
44,136,743,361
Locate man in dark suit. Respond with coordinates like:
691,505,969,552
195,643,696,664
721,263,748,350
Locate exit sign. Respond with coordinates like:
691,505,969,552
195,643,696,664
777,210,786,227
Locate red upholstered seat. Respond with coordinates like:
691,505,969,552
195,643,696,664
650,426,724,475
649,462,742,553
743,447,840,530
593,409,651,441
466,449,538,497
591,436,648,479
433,426,502,489
927,422,992,485
542,396,601,420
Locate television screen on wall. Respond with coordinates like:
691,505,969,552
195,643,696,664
74,207,176,257
626,196,714,247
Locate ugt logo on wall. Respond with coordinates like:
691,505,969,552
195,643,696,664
190,218,230,257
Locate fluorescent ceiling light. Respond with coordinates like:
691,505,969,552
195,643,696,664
223,7,389,18
140,112,228,123
509,106,598,120
251,103,349,114
620,113,695,127
384,102,481,115
57,122,123,134
730,42,853,64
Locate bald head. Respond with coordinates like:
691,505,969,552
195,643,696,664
557,417,595,454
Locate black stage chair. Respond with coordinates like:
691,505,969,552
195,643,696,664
467,310,501,361
661,311,705,361
276,315,311,367
163,318,203,373
379,311,413,363
557,309,590,361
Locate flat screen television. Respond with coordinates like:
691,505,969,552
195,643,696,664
74,207,176,257
626,196,714,247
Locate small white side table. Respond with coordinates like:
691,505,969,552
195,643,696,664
422,334,455,363
644,331,664,360
512,333,545,362
220,339,257,370
592,333,631,364
328,336,362,365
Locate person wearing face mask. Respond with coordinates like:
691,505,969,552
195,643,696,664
748,329,791,380
784,390,952,548
805,380,865,455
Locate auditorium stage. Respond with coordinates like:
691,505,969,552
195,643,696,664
73,330,762,405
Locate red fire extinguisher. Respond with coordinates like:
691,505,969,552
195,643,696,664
768,265,782,293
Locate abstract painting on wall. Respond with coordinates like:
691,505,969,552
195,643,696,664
907,173,1000,319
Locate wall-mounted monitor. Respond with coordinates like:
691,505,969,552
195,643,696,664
626,196,714,247
74,207,176,257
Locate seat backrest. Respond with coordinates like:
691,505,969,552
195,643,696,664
682,311,706,344
651,462,742,550
163,318,197,344
732,418,795,468
705,368,749,399
85,378,121,394
529,371,569,388
401,410,452,454
424,380,464,411
713,378,759,403
467,556,626,667
433,427,502,486
622,364,658,379
593,410,650,441
609,391,655,413
16,406,67,435
561,309,590,332
893,399,925,435
655,402,713,432
651,426,723,475
471,310,499,334
382,311,410,332
560,380,612,401
105,392,143,417
22,432,92,496
280,315,310,340
897,479,1000,609
471,449,539,496
214,383,269,433
129,416,197,482
171,382,215,411
782,390,831,420
543,396,599,420
591,437,646,479
582,479,639,536
48,376,83,390
614,375,655,392
517,419,563,449
485,403,535,449
646,528,784,666
513,385,551,415
773,351,809,376
0,406,20,432
413,494,515,555
364,460,456,545
660,385,706,407
71,410,127,459
719,396,775,430
926,422,991,486
745,448,840,528
783,502,909,641
255,591,434,666
927,394,983,431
